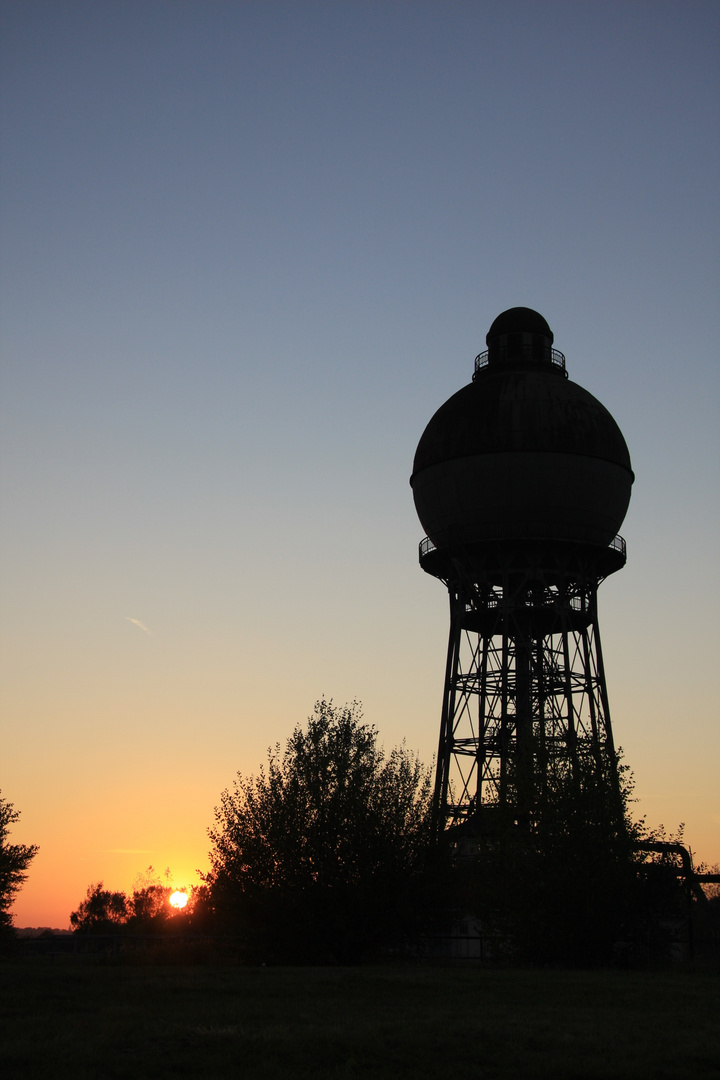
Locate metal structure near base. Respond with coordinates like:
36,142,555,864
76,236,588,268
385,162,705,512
420,536,626,836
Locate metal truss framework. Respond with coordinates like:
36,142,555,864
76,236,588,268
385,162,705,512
426,541,624,837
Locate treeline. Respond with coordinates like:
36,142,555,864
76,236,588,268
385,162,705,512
62,700,717,966
69,873,213,936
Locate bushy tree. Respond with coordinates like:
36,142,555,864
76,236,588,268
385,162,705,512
70,882,129,932
0,793,39,934
126,866,172,928
206,700,433,961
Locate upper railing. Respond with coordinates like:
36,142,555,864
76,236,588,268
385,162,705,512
474,345,566,378
420,532,626,560
607,534,626,558
419,536,436,560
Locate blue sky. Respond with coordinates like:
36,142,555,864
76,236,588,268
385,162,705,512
2,0,718,925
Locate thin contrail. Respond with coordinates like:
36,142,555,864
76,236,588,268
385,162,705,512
125,617,152,635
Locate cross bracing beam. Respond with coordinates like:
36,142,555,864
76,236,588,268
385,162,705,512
429,543,623,836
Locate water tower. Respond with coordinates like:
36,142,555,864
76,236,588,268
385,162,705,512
411,308,633,838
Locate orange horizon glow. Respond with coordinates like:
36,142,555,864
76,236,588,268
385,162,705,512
6,707,720,933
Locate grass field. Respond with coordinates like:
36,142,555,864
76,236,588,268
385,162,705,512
1,956,719,1079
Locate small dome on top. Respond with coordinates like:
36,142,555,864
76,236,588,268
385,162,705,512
486,307,553,345
482,307,557,373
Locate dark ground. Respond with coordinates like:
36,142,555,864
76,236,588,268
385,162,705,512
2,954,719,1079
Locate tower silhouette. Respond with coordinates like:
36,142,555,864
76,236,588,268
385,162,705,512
411,308,634,839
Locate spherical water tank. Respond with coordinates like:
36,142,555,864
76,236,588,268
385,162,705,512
410,308,633,552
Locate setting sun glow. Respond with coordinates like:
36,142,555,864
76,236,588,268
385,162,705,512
169,891,188,909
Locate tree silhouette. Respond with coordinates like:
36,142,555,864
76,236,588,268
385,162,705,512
126,865,172,928
206,699,433,961
0,792,38,934
447,757,698,965
69,870,209,935
69,882,128,932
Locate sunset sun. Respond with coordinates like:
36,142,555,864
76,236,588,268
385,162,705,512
169,890,188,909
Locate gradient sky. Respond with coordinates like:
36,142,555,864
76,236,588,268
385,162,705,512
2,1,718,928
